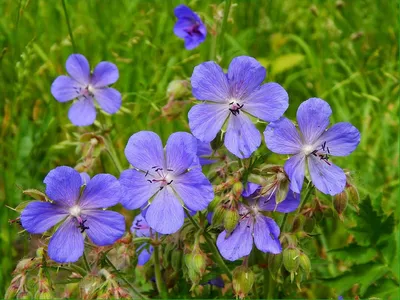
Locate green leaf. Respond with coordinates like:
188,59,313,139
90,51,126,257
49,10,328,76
320,263,389,296
349,196,395,246
363,278,400,298
328,244,378,265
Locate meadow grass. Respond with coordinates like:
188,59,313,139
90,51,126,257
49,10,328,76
0,0,398,297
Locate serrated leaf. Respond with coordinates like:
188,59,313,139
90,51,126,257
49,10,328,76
349,196,394,246
329,244,378,265
320,263,389,296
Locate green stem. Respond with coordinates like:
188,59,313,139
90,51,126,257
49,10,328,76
82,251,91,272
279,213,288,232
185,211,232,280
267,268,275,299
104,256,146,299
218,0,231,55
154,233,168,299
298,185,315,213
61,0,76,52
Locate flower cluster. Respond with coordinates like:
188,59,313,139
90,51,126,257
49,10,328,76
13,3,362,299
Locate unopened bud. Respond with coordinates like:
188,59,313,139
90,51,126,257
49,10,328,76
346,185,360,213
212,205,227,226
208,196,222,212
298,252,311,277
184,249,207,284
333,191,348,220
166,79,189,100
283,248,300,274
232,182,244,199
224,208,239,233
232,266,255,299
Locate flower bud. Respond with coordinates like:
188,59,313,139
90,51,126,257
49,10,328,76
333,191,348,221
346,184,360,213
224,208,239,233
298,252,311,277
283,248,300,274
232,182,244,199
232,266,255,299
166,79,189,100
184,249,207,284
212,204,227,226
275,177,289,205
208,195,222,212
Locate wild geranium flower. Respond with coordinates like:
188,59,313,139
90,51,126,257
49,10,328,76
264,98,361,195
173,5,207,50
120,131,214,234
51,54,121,126
189,56,289,158
131,213,153,266
20,166,125,263
216,183,300,261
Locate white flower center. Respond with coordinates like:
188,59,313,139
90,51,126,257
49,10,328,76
69,205,81,217
146,166,175,191
302,144,314,156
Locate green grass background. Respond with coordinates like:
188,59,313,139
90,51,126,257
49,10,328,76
0,0,398,297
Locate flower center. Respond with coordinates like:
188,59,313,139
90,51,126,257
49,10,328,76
74,84,95,99
185,23,200,36
69,205,81,217
145,166,175,191
303,141,332,165
228,100,244,116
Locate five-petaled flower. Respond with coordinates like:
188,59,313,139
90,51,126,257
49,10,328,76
264,98,361,195
189,56,289,158
173,5,207,50
216,183,300,261
51,54,122,126
120,131,214,234
131,213,153,266
21,166,125,263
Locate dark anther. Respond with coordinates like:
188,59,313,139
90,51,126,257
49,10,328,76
311,150,318,156
159,186,164,191
246,225,250,228
145,170,149,177
147,179,152,183
167,168,173,172
327,147,330,154
229,101,234,105
322,141,326,151
77,219,89,233
152,166,158,169
135,219,142,227
155,167,163,172
167,180,173,185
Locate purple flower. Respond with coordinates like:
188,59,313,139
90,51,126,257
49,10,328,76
120,131,214,234
216,183,299,261
20,166,125,263
189,56,288,158
174,5,207,50
264,98,361,195
51,54,121,126
131,214,153,265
